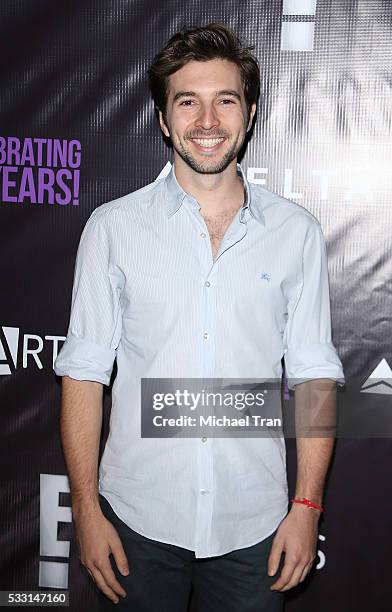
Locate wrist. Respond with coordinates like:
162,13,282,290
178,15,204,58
71,491,101,516
290,496,324,514
290,502,322,519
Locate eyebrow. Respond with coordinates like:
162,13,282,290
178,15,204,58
172,89,242,103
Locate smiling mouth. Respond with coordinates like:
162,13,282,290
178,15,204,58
190,137,226,150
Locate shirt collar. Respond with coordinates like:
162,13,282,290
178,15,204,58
164,163,265,226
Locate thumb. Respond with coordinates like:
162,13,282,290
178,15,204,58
267,537,283,576
109,531,130,576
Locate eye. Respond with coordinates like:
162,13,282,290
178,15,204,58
179,99,194,106
219,98,236,104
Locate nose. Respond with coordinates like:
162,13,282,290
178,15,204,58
194,103,220,131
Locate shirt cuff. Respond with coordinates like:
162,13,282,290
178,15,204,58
54,333,116,386
284,341,345,391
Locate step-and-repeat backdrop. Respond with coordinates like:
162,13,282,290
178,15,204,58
1,1,391,610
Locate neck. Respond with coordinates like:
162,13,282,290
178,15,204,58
173,156,245,215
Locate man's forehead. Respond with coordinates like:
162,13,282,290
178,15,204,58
168,59,243,98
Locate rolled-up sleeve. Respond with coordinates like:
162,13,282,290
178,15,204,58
283,219,345,390
54,209,123,386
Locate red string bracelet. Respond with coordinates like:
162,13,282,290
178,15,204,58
290,497,324,512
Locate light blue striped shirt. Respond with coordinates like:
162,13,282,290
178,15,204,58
54,163,344,558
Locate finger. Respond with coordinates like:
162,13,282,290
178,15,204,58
267,539,284,577
279,564,306,591
86,568,96,583
95,560,127,599
299,559,314,583
91,567,121,604
110,534,130,577
270,558,297,591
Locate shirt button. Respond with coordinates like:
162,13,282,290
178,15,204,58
201,437,207,443
200,489,209,495
203,332,209,340
200,232,206,238
205,281,211,287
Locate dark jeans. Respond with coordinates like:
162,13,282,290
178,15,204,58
98,493,285,612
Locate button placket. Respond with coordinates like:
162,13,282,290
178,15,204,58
184,201,215,557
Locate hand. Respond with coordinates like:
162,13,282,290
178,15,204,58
73,504,130,604
267,505,319,592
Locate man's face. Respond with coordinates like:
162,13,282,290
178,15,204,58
159,59,256,174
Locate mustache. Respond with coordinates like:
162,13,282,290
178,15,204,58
185,131,229,139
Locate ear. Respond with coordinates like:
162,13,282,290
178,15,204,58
246,103,257,132
158,109,171,138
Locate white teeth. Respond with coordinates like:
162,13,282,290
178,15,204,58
192,138,224,148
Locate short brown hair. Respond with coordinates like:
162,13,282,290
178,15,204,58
148,23,260,122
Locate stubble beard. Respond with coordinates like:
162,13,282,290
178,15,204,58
173,134,243,175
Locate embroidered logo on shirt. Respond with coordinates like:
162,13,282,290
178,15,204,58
260,272,270,282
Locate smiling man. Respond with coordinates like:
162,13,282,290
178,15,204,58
54,23,345,612
160,62,250,174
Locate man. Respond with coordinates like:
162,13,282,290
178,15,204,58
54,23,345,611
